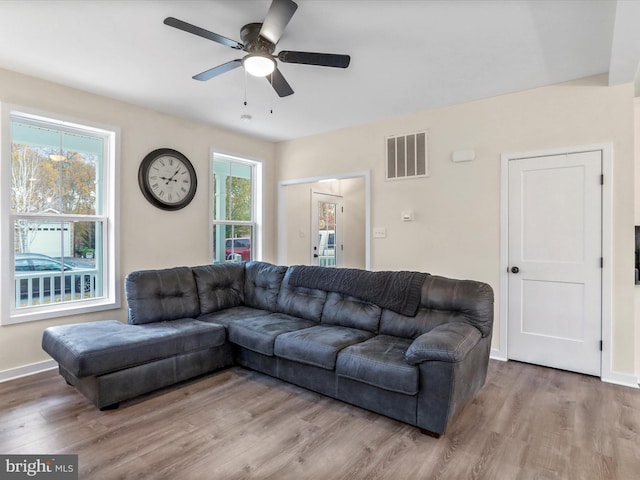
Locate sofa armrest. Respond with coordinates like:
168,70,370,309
405,322,482,364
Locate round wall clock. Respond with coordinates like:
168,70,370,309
138,148,197,211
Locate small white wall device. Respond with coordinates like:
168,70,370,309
401,210,414,222
452,149,476,162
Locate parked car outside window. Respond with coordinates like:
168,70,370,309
225,238,251,261
15,253,91,299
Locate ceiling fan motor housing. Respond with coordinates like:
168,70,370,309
240,23,275,54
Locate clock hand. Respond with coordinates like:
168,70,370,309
159,173,179,185
167,168,181,182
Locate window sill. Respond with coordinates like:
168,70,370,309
2,297,121,326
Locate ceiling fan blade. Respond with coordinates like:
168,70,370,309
164,17,243,50
267,68,294,97
193,59,242,81
259,0,298,45
278,51,350,68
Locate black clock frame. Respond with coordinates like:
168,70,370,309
138,148,198,211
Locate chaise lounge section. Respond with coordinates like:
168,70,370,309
42,261,494,436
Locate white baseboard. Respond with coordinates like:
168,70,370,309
490,348,507,362
0,359,57,383
601,370,639,389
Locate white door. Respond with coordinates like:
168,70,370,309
507,151,602,376
311,193,343,267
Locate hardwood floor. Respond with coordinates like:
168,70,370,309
0,360,638,479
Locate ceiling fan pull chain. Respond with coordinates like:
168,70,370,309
270,73,274,114
244,68,248,106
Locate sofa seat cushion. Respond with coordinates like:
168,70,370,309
336,335,418,395
226,313,317,356
274,325,374,370
198,306,271,328
42,319,227,378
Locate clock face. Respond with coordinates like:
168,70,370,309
138,149,197,210
147,155,192,204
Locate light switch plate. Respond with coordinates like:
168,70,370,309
373,227,387,238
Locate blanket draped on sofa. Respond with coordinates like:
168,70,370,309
288,265,427,317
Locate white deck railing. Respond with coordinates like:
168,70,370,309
319,256,336,267
15,269,99,307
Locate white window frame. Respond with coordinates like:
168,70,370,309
0,104,120,324
210,152,262,263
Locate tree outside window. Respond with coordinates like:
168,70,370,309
12,140,98,257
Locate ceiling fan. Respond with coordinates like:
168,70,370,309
164,0,351,98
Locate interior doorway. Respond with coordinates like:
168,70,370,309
278,171,370,269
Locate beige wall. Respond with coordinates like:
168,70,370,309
340,177,366,269
282,182,312,265
276,75,637,375
0,68,277,374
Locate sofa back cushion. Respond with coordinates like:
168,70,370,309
125,266,200,325
192,263,245,315
379,275,494,339
276,268,327,322
321,292,381,333
244,261,287,311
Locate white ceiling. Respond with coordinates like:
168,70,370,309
0,0,639,142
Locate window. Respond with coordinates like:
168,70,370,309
1,106,119,324
211,153,261,263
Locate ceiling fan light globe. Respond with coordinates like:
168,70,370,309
243,54,276,77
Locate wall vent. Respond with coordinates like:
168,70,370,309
386,131,428,181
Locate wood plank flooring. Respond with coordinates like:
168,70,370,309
0,360,639,479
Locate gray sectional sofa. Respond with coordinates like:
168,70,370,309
42,261,494,436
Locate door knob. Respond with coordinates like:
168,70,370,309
510,266,520,274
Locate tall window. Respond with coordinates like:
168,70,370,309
212,154,260,263
1,107,119,324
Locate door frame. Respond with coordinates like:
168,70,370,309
498,143,613,382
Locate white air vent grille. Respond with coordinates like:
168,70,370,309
386,131,428,180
